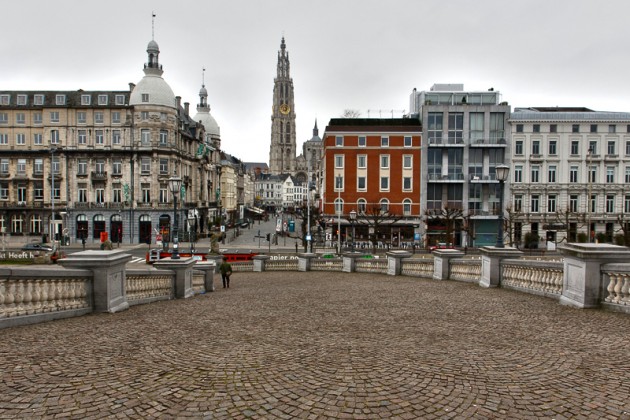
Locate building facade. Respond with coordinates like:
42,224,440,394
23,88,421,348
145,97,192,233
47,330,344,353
268,37,297,175
321,118,422,247
509,107,630,248
0,38,218,245
410,84,511,247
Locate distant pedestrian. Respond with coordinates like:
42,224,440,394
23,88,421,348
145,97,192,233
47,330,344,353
219,257,233,288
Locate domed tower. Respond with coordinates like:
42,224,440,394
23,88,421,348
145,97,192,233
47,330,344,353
193,70,221,150
269,37,297,175
129,39,176,108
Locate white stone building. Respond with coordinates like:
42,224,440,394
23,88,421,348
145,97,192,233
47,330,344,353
509,107,630,248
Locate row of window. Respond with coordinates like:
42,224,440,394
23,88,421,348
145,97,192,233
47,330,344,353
0,94,126,107
0,129,174,148
335,136,414,147
0,110,167,126
514,139,630,156
0,110,126,125
0,182,182,205
0,214,126,238
333,198,415,215
515,123,629,134
427,112,505,143
334,154,414,169
333,176,414,192
513,164,630,184
513,194,630,214
0,156,176,176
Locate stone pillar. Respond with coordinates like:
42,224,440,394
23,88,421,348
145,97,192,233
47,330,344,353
207,255,223,273
58,250,132,313
342,252,363,273
558,243,630,309
479,246,524,288
432,249,465,281
253,255,270,272
297,253,316,272
386,251,412,276
154,257,196,299
194,261,216,293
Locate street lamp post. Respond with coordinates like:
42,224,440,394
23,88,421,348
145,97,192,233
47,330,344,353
587,146,593,242
495,164,510,248
169,175,182,259
49,147,58,244
349,209,357,253
336,175,342,255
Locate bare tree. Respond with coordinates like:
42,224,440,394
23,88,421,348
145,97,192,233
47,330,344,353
615,214,630,246
424,206,463,247
545,207,587,244
504,206,525,247
356,206,401,254
340,109,361,118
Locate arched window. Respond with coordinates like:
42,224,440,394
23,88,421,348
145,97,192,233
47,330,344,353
334,198,344,215
403,199,412,216
93,214,105,239
380,199,389,214
76,214,88,239
357,198,367,213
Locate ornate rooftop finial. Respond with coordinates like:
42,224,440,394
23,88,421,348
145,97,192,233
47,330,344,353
152,12,156,40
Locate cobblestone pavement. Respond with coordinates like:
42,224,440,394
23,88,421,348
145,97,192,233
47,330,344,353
1,273,629,419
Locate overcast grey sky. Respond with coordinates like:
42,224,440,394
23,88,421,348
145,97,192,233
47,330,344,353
3,0,630,162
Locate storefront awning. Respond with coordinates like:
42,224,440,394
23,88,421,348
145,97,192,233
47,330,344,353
246,207,265,214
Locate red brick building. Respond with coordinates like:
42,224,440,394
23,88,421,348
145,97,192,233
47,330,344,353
321,118,422,248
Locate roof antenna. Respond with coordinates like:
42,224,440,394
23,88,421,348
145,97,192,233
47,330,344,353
152,12,156,40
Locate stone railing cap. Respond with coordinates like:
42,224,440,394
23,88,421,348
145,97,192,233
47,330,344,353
558,243,630,260
58,250,133,268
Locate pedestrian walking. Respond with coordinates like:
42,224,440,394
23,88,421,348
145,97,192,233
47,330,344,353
219,257,232,288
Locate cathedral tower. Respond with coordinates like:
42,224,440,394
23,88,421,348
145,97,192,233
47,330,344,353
269,37,297,174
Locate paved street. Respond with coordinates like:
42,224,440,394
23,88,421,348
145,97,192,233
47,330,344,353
1,272,629,419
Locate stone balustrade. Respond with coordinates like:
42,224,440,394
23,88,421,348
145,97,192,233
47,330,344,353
501,260,564,298
0,267,93,328
400,258,434,278
450,258,482,283
126,270,173,305
3,244,630,329
355,258,388,274
601,264,630,312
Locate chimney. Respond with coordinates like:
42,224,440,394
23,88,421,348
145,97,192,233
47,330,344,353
128,83,136,92
184,102,190,115
176,96,182,110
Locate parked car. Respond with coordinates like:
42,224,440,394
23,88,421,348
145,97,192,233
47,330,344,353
429,242,454,252
22,243,54,252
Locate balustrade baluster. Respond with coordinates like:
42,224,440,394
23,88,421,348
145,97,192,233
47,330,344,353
0,279,6,319
613,273,623,304
15,280,26,316
621,275,630,305
605,273,616,303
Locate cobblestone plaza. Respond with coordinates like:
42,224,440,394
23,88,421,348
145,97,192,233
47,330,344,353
1,272,629,419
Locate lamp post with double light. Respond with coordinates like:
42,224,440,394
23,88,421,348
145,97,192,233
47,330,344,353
169,175,182,259
336,175,342,255
495,164,510,248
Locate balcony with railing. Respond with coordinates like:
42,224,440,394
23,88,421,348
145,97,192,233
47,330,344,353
427,173,465,182
469,173,499,182
428,137,465,146
469,137,507,147
91,171,107,181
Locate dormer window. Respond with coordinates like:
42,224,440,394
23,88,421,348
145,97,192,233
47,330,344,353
142,94,149,103
55,95,66,105
115,95,125,105
17,95,27,106
81,95,91,105
98,95,108,105
34,95,44,105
